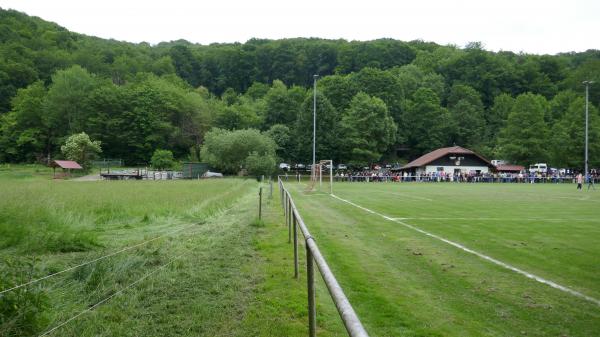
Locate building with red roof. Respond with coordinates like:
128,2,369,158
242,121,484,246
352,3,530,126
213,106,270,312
50,160,83,178
398,146,494,176
495,164,525,173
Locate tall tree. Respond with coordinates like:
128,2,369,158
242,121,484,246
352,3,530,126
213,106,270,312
550,98,600,168
294,92,340,163
403,88,453,158
44,65,98,136
265,124,292,161
486,93,514,147
169,45,201,87
0,81,48,161
262,80,305,127
338,93,397,165
497,93,550,164
446,84,486,149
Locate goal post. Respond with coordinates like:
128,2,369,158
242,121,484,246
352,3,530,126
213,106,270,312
309,160,333,194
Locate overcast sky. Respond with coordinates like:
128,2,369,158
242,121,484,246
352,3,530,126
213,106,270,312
1,0,598,55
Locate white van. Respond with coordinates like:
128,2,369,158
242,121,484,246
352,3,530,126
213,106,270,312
529,163,548,173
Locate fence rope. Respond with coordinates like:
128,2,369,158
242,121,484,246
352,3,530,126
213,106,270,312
38,251,187,336
0,223,196,295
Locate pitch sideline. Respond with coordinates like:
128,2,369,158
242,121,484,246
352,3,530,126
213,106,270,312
330,193,600,307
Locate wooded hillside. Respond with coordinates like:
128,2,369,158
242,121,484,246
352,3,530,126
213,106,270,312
1,8,599,167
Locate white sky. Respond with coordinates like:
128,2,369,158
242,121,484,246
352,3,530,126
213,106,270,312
1,0,598,55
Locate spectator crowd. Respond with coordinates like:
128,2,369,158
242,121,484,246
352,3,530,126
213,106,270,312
331,169,600,184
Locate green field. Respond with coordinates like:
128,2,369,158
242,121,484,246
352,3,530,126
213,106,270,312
2,167,599,337
0,166,346,337
285,181,600,336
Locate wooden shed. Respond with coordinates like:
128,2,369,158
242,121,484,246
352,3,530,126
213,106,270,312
50,160,83,179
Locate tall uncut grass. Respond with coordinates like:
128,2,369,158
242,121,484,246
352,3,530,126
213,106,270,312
0,170,251,254
0,166,256,336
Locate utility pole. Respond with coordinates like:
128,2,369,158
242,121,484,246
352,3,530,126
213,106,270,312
583,80,594,183
312,74,318,181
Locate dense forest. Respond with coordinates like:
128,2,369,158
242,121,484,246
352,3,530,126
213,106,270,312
1,8,599,168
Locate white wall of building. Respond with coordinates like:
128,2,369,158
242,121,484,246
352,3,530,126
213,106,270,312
417,165,489,174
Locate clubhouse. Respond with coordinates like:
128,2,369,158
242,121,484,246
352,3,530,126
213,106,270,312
398,146,495,176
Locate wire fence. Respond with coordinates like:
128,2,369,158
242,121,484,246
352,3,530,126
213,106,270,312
90,159,124,167
278,177,369,337
0,223,196,296
1,183,250,336
0,221,203,336
38,252,187,336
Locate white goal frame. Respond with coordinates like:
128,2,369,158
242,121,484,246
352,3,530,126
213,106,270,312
311,159,333,194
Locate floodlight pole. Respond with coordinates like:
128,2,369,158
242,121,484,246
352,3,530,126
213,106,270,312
583,80,593,183
312,74,318,181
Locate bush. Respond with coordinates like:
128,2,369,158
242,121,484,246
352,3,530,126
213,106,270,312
150,149,175,170
200,128,277,175
245,151,276,177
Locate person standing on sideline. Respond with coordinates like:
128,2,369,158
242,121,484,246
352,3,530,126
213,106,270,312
587,173,596,190
576,173,583,190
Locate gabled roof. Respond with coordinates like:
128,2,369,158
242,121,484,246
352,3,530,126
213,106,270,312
401,146,492,170
495,164,525,172
51,160,83,169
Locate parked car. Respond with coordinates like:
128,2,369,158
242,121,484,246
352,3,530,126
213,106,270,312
279,163,290,171
529,163,548,174
337,164,347,170
293,163,306,170
202,171,223,178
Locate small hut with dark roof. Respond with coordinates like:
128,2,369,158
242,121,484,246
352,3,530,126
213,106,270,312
398,146,494,176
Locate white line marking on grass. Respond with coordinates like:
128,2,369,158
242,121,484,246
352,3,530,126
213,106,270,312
330,194,600,307
391,217,600,222
556,196,600,203
385,192,434,201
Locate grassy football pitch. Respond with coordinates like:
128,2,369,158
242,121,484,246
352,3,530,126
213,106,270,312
284,181,600,337
1,166,598,337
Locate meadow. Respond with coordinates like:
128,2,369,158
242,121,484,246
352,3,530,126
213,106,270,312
284,181,600,336
0,166,276,336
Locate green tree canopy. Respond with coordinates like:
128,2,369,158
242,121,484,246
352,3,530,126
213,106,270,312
1,8,600,169
403,88,453,158
150,149,176,170
294,92,340,163
262,80,305,127
60,132,102,169
339,92,397,165
265,124,292,161
45,65,99,135
486,93,514,144
550,98,600,168
446,84,486,149
245,151,277,177
200,128,276,174
497,93,550,164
